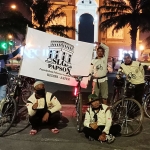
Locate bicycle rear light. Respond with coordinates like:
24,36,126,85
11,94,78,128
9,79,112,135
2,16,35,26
74,87,78,96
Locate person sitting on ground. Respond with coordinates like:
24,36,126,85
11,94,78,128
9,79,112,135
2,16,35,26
83,94,121,144
26,81,62,135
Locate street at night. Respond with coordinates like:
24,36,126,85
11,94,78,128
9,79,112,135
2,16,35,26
1,0,150,149
0,73,150,150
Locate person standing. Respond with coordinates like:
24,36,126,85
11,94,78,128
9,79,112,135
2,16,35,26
116,53,145,104
89,42,109,105
0,44,24,102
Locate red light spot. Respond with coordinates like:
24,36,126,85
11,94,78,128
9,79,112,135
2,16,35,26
74,87,78,96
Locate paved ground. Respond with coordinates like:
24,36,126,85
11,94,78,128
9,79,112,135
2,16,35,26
0,105,150,150
0,72,150,150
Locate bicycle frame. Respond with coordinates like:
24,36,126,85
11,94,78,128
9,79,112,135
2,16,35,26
73,82,81,97
112,86,122,103
69,72,91,132
111,78,144,136
144,75,150,96
73,77,83,132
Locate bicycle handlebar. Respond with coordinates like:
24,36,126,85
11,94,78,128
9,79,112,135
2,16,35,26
68,71,91,78
68,71,91,80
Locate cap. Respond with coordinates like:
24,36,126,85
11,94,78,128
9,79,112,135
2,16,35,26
33,81,44,88
88,94,99,104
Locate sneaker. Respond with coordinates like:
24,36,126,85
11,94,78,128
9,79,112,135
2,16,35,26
106,134,115,144
89,136,95,141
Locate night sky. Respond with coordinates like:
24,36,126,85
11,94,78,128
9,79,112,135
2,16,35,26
2,0,150,42
1,0,31,20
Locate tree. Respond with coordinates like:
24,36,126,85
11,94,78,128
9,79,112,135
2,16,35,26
0,0,32,41
0,10,32,40
141,18,150,48
22,0,76,38
99,0,150,60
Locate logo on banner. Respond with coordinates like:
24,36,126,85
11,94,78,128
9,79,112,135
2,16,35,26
45,41,74,74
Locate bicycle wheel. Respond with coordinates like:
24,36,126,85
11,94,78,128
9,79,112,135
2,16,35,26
112,98,143,136
144,83,150,96
21,89,32,104
144,93,150,118
21,83,34,104
76,93,83,132
0,96,17,136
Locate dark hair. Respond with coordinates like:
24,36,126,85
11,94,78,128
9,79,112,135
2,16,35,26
124,53,131,58
97,46,105,53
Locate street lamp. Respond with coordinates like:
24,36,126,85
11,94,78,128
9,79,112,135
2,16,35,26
10,4,16,10
139,45,144,51
8,34,13,39
139,45,145,60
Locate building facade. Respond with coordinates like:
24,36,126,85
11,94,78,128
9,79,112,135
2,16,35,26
52,0,143,61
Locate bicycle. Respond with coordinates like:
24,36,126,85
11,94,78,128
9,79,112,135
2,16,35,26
111,73,144,137
111,77,125,104
69,72,91,132
112,74,150,120
0,72,35,136
143,75,150,118
13,75,35,104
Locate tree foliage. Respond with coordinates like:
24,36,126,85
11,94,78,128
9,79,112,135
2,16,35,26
99,0,150,60
22,0,76,38
0,10,31,40
0,0,32,40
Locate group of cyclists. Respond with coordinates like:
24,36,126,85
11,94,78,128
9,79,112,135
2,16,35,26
0,41,146,144
90,42,145,106
83,42,145,143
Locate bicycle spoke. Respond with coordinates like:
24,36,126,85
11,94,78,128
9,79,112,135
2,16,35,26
0,97,17,136
144,94,150,118
2,103,14,115
112,99,143,136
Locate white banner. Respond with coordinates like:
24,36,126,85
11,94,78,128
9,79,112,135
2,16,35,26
19,27,93,88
